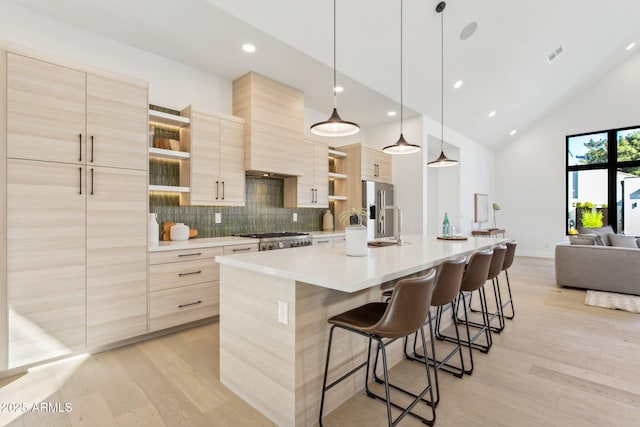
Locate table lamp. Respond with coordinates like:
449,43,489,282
492,203,501,229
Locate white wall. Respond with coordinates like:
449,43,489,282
0,1,233,113
496,50,640,258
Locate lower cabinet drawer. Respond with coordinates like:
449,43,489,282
149,281,219,331
150,259,219,292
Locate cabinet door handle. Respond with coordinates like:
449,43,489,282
79,134,82,162
315,188,318,203
79,167,82,195
90,168,94,195
90,135,94,163
178,270,202,277
221,181,225,200
311,188,315,203
233,247,251,252
178,300,202,309
178,252,202,257
316,240,330,244
215,181,219,200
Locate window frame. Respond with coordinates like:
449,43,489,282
566,124,640,234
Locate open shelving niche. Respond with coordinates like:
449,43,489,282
148,109,190,192
328,148,349,225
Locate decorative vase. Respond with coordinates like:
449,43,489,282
170,223,189,241
345,225,368,256
148,213,159,243
323,210,334,231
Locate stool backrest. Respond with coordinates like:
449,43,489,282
502,240,517,271
487,245,507,280
431,256,466,307
461,249,493,292
369,269,436,339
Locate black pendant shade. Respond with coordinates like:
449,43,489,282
311,108,360,137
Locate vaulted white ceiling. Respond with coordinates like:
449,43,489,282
10,0,640,150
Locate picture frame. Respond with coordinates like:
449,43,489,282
474,193,489,224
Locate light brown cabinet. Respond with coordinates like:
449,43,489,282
233,72,305,176
284,140,329,208
149,243,257,331
86,167,148,348
3,49,149,368
361,146,392,184
7,53,148,170
179,106,245,206
6,159,87,368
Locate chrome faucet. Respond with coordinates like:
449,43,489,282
381,205,403,246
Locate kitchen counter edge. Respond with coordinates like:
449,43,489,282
149,236,259,252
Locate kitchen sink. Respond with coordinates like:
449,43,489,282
368,241,399,248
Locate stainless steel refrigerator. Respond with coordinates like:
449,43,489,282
362,180,394,240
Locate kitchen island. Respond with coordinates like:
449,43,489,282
215,234,508,426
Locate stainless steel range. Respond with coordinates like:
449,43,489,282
236,232,313,251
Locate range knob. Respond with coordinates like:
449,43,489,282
278,241,285,249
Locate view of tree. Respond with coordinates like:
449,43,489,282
617,130,640,176
581,136,607,164
580,130,640,176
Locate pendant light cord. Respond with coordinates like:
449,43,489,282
440,4,444,151
400,0,404,134
333,0,337,108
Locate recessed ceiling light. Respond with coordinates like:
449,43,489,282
242,43,256,53
626,42,636,51
333,86,344,93
453,80,463,89
510,129,517,136
387,111,397,117
488,110,496,118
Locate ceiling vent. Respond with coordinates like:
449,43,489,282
547,45,564,63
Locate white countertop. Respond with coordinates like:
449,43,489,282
149,236,259,252
309,231,345,238
216,234,508,293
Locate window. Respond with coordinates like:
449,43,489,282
567,126,640,234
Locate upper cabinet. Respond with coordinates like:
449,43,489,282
284,139,328,208
361,146,392,184
232,72,305,176
7,53,148,170
86,74,148,170
179,106,245,206
7,53,86,163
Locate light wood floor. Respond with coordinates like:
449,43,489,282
2,256,640,426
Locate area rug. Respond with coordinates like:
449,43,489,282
584,290,640,314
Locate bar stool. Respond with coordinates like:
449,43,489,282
319,270,438,427
404,256,466,407
436,249,493,373
467,245,507,333
500,240,518,320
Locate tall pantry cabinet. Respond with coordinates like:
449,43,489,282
1,48,149,369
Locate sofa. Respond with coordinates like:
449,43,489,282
555,226,640,296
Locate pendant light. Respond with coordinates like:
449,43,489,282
428,1,458,167
383,0,421,155
310,0,360,137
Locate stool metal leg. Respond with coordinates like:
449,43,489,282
501,270,515,319
366,332,436,426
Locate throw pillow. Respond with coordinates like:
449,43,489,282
608,233,639,248
576,225,615,246
569,234,599,246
